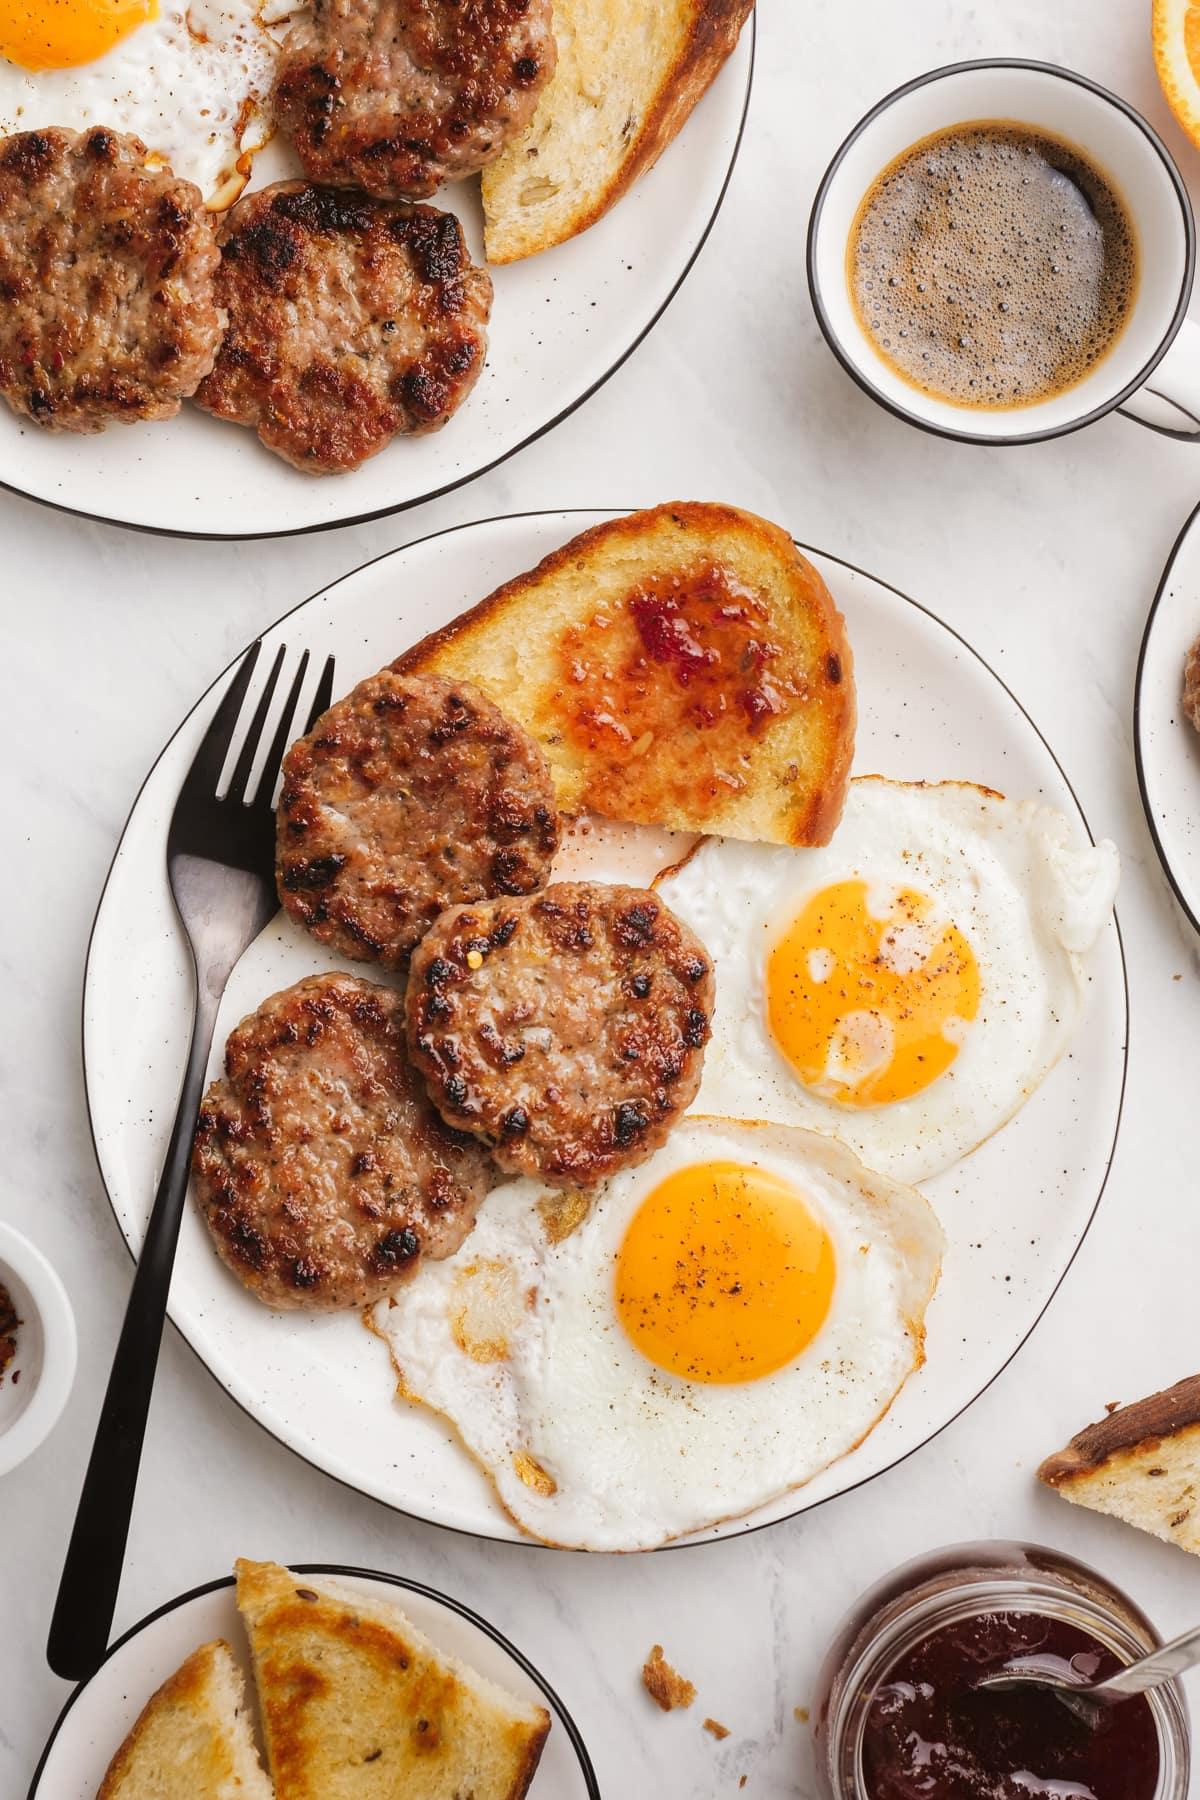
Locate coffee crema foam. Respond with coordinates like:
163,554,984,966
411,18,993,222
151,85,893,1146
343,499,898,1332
848,122,1138,410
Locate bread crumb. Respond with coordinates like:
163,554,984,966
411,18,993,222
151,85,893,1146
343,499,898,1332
703,1717,730,1740
1105,1401,1121,1414
642,1644,696,1712
739,1779,748,1790
794,1706,809,1723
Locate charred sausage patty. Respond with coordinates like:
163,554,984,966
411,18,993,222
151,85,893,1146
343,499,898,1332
192,973,495,1310
194,181,492,473
277,671,559,968
274,0,556,200
406,883,715,1187
0,127,222,433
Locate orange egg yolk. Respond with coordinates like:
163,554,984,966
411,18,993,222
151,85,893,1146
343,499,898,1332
0,0,157,70
767,879,980,1109
614,1161,836,1384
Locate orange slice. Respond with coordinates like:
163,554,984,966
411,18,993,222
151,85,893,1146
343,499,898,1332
1154,0,1200,149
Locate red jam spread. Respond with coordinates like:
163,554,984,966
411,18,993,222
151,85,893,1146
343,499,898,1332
0,1280,19,1384
553,563,804,822
861,1612,1160,1800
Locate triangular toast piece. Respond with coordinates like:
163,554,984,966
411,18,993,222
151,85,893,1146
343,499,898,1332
481,0,755,262
396,502,855,848
1038,1375,1200,1555
98,1639,273,1799
235,1560,550,1800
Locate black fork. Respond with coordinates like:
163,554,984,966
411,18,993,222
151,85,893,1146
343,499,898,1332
48,641,336,1683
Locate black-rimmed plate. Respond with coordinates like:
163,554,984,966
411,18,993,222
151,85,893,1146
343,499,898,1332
29,1565,598,1798
0,30,751,541
1136,499,1200,935
81,508,1127,1548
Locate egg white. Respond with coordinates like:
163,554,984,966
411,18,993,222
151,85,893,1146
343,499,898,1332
0,0,299,202
371,1117,943,1552
657,778,1119,1183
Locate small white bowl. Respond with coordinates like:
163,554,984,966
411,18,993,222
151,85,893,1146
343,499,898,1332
0,1222,77,1476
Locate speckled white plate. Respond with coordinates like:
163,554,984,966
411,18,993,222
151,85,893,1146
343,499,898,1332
1136,499,1200,935
82,508,1128,1548
28,1565,598,1798
0,31,751,541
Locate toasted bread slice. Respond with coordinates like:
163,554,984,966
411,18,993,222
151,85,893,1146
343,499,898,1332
235,1560,550,1800
1038,1375,1200,1556
481,0,754,262
98,1639,272,1800
397,503,854,846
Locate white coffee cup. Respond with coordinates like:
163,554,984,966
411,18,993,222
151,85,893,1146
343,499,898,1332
807,59,1200,443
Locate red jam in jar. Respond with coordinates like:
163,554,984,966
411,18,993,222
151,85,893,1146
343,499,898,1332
862,1609,1160,1799
812,1545,1188,1800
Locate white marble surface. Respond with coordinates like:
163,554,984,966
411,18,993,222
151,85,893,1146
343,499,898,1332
5,2,1200,1795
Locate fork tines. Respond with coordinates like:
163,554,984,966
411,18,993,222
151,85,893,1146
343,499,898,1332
182,641,337,818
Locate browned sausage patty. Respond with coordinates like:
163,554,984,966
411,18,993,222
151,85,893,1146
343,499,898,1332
274,0,556,200
1185,634,1200,734
194,181,492,473
277,671,559,968
406,883,715,1187
192,973,495,1310
0,127,222,433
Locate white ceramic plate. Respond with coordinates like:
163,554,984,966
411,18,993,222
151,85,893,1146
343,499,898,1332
0,32,751,541
0,1222,77,1478
83,508,1128,1548
1136,499,1200,934
28,1566,598,1798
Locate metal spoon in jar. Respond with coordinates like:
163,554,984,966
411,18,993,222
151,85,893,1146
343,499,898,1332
976,1623,1200,1728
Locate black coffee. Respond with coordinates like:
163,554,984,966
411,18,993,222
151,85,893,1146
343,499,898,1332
848,121,1138,409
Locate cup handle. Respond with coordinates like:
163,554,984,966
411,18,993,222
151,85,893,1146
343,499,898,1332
1118,317,1200,438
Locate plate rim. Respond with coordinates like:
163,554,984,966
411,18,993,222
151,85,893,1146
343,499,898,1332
26,1563,602,1799
1134,494,1200,937
0,24,754,545
79,504,1131,1552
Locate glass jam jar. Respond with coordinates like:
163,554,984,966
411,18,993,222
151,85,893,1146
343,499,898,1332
813,1542,1190,1800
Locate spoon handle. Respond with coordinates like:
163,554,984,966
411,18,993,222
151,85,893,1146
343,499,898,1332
1098,1623,1200,1698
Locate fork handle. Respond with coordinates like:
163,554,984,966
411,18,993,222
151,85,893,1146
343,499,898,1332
47,974,220,1683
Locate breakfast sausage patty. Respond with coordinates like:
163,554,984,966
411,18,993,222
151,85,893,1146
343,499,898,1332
406,883,715,1187
192,973,495,1310
274,0,556,200
194,181,492,473
0,127,222,434
277,670,559,968
1185,634,1200,734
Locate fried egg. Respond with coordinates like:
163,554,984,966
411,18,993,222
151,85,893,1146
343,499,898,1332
0,0,297,203
657,778,1119,1183
371,1117,943,1551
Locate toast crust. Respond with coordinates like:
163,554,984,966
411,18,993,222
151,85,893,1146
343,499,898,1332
1039,1375,1200,1483
396,503,855,847
1038,1377,1200,1557
482,0,755,262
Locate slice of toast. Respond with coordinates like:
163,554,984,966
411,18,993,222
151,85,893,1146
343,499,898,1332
481,0,755,263
234,1560,550,1800
396,503,855,846
1038,1375,1200,1556
98,1639,272,1800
